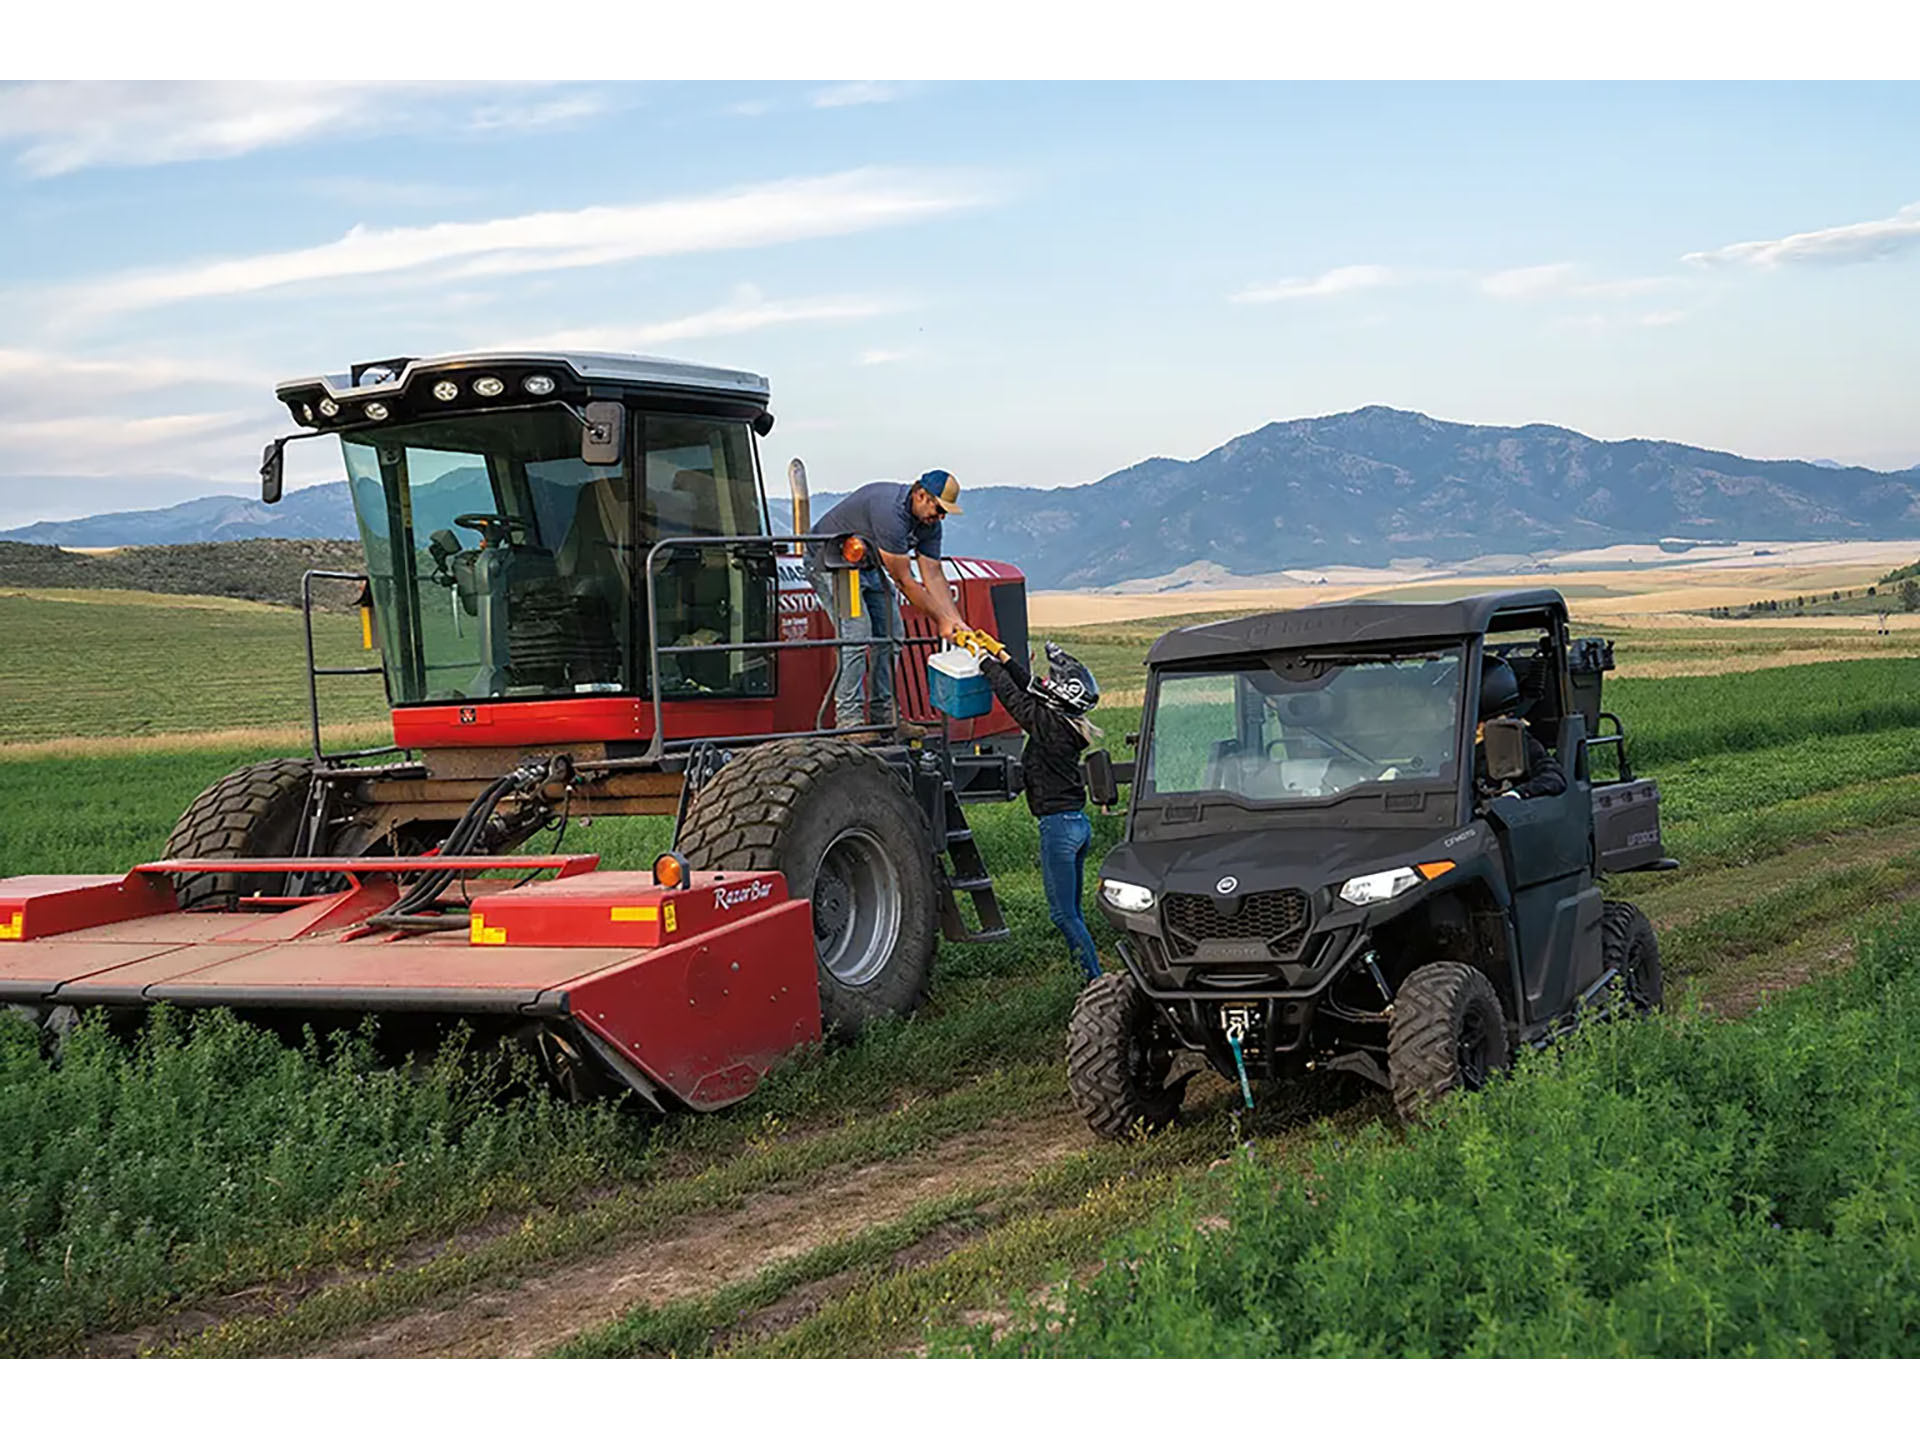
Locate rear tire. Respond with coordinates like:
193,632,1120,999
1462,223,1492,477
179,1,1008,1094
1066,972,1184,1140
1603,900,1663,1013
163,758,314,910
676,738,939,1038
1388,961,1510,1122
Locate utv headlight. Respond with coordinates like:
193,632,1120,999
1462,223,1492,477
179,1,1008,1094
1100,879,1156,912
1339,861,1454,907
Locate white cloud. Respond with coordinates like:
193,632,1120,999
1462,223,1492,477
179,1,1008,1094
0,409,261,462
811,82,909,108
1481,262,1580,299
0,82,627,178
62,169,996,319
1482,263,1684,303
1231,264,1396,304
0,81,455,176
0,348,264,416
1684,202,1920,268
302,176,482,209
512,287,902,352
1579,275,1679,298
1637,309,1688,327
466,95,612,132
858,348,911,366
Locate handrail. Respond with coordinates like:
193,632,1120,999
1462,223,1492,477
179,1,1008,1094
301,568,401,765
639,532,936,763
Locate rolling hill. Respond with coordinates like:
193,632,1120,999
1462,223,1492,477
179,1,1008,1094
8,407,1919,589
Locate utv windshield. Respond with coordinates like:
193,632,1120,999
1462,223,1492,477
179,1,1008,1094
1143,647,1466,804
343,410,770,705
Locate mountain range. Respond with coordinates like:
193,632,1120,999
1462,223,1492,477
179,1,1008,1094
8,407,1919,590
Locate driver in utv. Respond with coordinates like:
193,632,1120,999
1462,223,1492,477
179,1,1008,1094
1475,657,1565,800
977,641,1106,985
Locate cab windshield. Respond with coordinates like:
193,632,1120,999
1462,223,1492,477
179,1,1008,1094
1143,647,1465,804
344,410,770,704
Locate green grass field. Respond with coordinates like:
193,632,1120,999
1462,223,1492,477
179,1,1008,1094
0,589,389,745
6,591,1920,1356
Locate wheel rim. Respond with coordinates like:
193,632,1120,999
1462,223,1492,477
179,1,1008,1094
812,827,903,987
1456,1005,1493,1089
1630,948,1658,1011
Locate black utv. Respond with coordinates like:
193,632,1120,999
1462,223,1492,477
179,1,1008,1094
1069,589,1671,1137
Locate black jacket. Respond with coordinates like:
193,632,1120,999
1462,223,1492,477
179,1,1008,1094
1475,729,1567,800
979,655,1088,817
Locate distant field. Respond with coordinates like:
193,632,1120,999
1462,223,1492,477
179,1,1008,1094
7,583,1920,752
0,588,388,745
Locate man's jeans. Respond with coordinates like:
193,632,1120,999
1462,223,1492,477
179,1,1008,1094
807,563,895,726
1037,809,1101,983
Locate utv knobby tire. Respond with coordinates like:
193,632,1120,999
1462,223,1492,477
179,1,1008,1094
1603,900,1664,1013
162,758,314,910
676,738,938,1037
1388,961,1511,1123
1066,972,1184,1141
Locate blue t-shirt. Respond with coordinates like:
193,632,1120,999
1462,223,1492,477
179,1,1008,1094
811,481,944,571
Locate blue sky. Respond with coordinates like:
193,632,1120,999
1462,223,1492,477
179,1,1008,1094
4,80,1920,527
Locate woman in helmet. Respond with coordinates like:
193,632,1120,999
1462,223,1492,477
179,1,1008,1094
977,641,1106,985
1475,657,1566,799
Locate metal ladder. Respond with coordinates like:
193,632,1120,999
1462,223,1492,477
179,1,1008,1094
936,778,1010,943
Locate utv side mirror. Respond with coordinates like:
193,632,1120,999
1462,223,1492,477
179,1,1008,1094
581,401,625,467
1483,718,1529,783
1085,749,1121,809
260,439,285,505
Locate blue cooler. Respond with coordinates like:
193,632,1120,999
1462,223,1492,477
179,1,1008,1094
927,647,992,720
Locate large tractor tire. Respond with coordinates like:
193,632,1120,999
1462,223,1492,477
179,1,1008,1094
1387,961,1511,1123
163,758,314,910
1066,972,1185,1141
676,738,939,1037
1603,900,1664,1013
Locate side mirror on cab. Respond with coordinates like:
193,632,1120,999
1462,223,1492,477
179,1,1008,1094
1084,749,1121,809
260,439,285,505
581,401,625,467
1482,718,1530,783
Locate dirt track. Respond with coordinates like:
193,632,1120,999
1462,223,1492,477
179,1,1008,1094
314,1104,1089,1358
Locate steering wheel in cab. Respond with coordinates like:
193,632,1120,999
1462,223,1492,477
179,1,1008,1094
453,513,529,549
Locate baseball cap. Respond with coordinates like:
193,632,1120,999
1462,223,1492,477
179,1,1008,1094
916,469,963,515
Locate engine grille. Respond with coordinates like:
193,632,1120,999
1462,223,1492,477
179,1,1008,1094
1162,888,1311,959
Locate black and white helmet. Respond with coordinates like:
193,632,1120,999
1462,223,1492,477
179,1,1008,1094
1028,641,1100,715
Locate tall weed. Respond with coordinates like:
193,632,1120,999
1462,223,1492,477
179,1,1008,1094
958,911,1920,1357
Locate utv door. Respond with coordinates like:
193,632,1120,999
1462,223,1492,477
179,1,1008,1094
1485,714,1606,1026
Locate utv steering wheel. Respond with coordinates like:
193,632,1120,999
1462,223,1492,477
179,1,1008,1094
454,513,529,548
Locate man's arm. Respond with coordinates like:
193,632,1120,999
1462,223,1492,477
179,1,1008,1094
880,548,963,638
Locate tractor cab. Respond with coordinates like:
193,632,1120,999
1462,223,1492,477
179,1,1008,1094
273,353,780,727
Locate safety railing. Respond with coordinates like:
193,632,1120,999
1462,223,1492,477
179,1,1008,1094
639,533,950,763
301,569,403,765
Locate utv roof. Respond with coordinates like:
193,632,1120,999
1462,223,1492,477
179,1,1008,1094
1146,589,1570,667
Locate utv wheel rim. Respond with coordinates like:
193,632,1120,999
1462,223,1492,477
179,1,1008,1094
1457,1007,1493,1089
812,827,902,987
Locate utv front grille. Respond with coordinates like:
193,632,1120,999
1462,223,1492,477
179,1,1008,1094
1162,888,1312,959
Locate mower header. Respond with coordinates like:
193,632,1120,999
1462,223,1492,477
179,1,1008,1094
0,860,820,1113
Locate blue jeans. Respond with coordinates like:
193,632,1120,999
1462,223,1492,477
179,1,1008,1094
808,564,895,725
1038,809,1101,983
